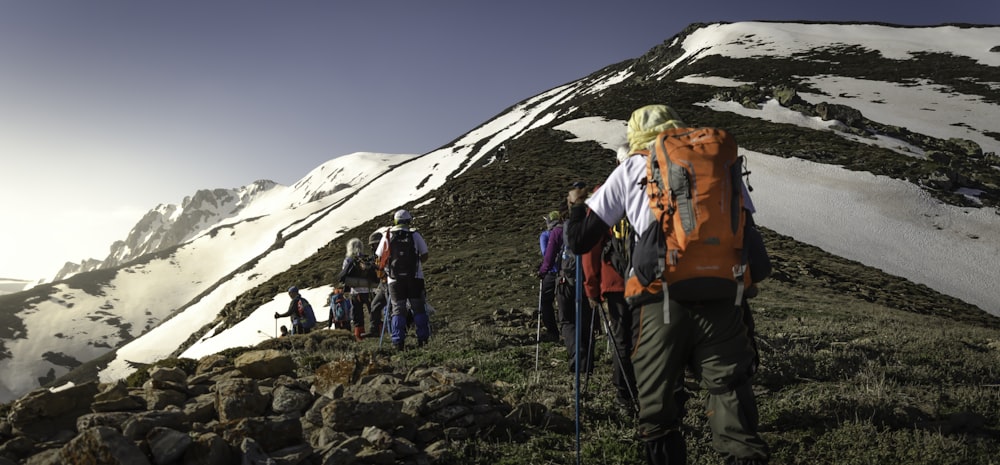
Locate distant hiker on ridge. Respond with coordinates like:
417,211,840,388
376,209,431,351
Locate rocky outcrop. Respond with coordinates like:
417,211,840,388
0,348,562,464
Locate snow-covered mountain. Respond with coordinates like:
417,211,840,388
2,21,999,404
50,180,280,282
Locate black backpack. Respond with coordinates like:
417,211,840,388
602,218,632,279
558,230,577,285
341,254,379,288
386,229,420,279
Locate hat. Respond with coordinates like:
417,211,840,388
627,104,686,153
368,230,383,245
287,286,299,294
394,209,412,224
544,210,561,229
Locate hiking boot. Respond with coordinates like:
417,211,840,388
539,332,560,343
644,431,685,465
392,342,405,352
417,339,427,348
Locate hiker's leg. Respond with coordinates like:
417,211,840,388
555,279,578,372
370,287,386,334
633,299,692,460
351,294,366,330
692,301,769,462
540,273,560,337
409,279,430,344
387,280,408,346
606,292,637,402
578,298,594,374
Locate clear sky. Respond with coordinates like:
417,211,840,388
1,0,996,281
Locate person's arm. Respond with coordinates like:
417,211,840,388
415,232,429,263
581,234,604,300
275,301,295,318
565,203,610,255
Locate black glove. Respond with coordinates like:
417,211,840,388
273,312,280,319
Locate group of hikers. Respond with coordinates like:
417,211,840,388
274,208,431,351
540,104,773,465
272,103,772,464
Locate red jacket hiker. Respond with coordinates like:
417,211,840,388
582,228,626,301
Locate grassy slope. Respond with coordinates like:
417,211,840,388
207,124,999,464
17,26,1000,464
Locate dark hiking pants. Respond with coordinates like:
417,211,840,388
633,298,769,462
603,291,637,404
556,278,594,374
539,273,560,338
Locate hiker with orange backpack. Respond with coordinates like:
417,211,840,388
564,105,771,465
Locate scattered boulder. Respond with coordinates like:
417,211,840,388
234,349,296,379
0,348,551,465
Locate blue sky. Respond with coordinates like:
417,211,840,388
1,0,996,280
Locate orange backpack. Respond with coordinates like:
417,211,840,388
629,127,751,307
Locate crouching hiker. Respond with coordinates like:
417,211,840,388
327,288,352,330
563,104,770,465
275,286,317,335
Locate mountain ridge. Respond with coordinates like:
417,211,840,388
2,19,998,405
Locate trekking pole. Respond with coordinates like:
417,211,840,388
583,302,599,394
597,302,640,415
378,302,390,349
274,319,278,338
535,279,543,383
574,255,583,465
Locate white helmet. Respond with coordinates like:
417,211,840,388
394,209,412,223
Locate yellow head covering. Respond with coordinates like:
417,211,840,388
627,104,686,153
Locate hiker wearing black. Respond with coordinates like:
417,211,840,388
536,210,563,342
375,210,431,350
367,230,387,337
274,286,317,335
581,196,637,413
541,212,594,375
340,238,370,341
563,105,769,465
